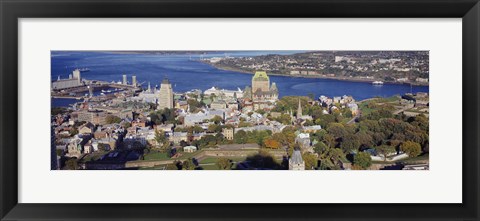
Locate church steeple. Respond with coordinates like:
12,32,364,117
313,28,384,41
297,98,302,118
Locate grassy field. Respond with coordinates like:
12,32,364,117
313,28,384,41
143,151,170,161
359,96,400,115
198,157,247,165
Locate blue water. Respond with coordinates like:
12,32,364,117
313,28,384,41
51,51,428,107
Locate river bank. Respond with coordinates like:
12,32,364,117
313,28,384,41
201,61,429,86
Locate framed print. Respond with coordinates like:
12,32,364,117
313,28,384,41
1,0,479,220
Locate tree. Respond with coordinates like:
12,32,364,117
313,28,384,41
179,140,189,147
97,143,106,151
165,164,179,170
256,109,266,115
341,133,360,153
316,114,335,129
70,128,78,136
122,122,131,128
155,130,167,146
192,125,204,133
216,158,231,170
400,141,422,157
276,114,292,125
313,141,328,155
182,158,196,170
238,121,252,128
65,159,78,170
209,93,217,100
303,153,318,170
234,130,248,144
354,152,372,169
56,149,64,156
327,123,348,139
187,99,203,113
264,138,281,149
318,147,345,170
375,145,396,161
105,115,122,124
207,124,222,133
210,115,223,124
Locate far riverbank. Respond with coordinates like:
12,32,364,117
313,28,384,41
201,61,429,86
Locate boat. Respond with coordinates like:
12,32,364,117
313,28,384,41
372,81,384,85
78,68,90,72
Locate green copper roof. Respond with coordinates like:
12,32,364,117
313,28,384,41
252,71,269,81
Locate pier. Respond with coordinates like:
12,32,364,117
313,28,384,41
51,80,141,99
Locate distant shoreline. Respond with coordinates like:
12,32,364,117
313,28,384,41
200,60,429,87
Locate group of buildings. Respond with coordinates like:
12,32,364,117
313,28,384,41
52,70,363,170
205,51,429,85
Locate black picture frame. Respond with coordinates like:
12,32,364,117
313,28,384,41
1,0,479,220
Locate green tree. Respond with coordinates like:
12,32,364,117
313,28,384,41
56,149,64,156
313,141,328,155
155,130,167,146
375,145,396,162
256,109,266,115
207,124,222,133
182,158,196,170
276,114,293,125
328,122,346,138
303,153,318,170
234,130,248,144
341,133,360,153
105,115,122,124
210,115,223,124
122,122,131,128
216,158,231,170
65,159,78,170
400,141,422,157
354,152,372,169
97,143,106,151
192,125,204,133
316,114,335,129
165,164,179,170
238,121,252,128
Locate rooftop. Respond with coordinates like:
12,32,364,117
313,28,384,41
252,71,269,82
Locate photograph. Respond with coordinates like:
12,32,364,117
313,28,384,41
51,50,429,170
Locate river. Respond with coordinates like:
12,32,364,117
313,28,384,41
51,51,429,107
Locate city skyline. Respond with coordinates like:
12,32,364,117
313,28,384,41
51,50,429,170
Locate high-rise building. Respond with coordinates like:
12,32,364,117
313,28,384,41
72,69,81,84
122,74,127,85
132,75,137,87
158,78,174,109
